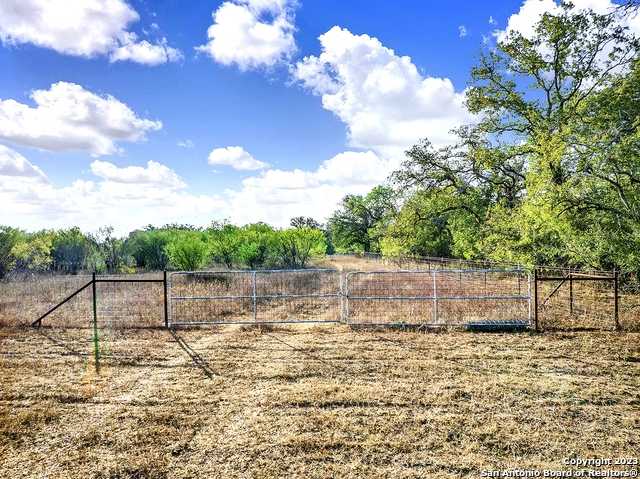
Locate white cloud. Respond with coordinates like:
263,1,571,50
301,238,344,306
208,146,269,170
458,25,468,38
177,139,195,148
90,160,186,189
109,35,183,65
1,150,394,231
293,26,473,156
489,16,497,25
0,81,162,156
0,157,224,234
0,0,181,65
0,144,47,181
497,0,640,43
227,151,396,225
196,0,297,70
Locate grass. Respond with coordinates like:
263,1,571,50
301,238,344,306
1,325,639,478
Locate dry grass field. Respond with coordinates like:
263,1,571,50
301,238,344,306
1,325,639,478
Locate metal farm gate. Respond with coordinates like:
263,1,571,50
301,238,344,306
168,269,343,327
345,269,531,327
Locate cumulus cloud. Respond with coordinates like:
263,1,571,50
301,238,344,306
208,146,269,170
109,35,183,65
0,144,47,181
458,25,468,38
227,151,396,225
1,149,395,231
177,139,195,148
293,26,472,156
90,160,186,189
0,81,162,156
196,0,297,70
0,0,181,65
0,157,224,234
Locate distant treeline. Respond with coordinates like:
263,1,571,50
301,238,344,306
0,219,329,277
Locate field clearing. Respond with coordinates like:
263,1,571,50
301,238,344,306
1,325,639,478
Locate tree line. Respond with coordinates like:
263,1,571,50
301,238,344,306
0,221,327,277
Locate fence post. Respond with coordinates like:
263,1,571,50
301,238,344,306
533,268,539,332
252,271,257,323
345,273,350,323
163,270,169,328
92,272,100,374
569,272,573,315
484,271,487,296
527,272,532,326
614,270,619,331
432,270,438,323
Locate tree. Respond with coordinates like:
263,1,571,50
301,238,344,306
329,186,397,253
125,229,171,270
166,233,210,271
208,222,242,268
88,227,130,273
290,216,321,229
275,228,326,268
236,223,277,269
12,230,54,273
52,228,91,274
0,226,22,279
389,4,640,269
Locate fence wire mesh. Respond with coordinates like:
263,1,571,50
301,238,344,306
95,276,164,328
535,268,618,331
0,273,93,327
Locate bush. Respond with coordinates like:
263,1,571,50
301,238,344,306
166,234,210,271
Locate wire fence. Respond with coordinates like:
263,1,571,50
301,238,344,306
0,257,636,332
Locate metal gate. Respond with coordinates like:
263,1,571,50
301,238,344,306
345,269,531,327
168,269,342,327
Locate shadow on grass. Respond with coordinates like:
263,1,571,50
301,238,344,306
170,329,216,379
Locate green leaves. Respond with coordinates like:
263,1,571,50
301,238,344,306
328,186,397,253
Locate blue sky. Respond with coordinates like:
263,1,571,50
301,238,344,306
0,0,626,234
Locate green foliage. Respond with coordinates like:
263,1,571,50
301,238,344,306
0,226,23,279
125,229,171,270
274,227,326,268
208,223,242,268
377,4,640,273
166,233,210,271
12,230,54,273
290,216,321,229
236,223,277,269
329,186,397,253
52,228,92,274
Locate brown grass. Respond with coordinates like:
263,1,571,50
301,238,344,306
1,325,639,478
